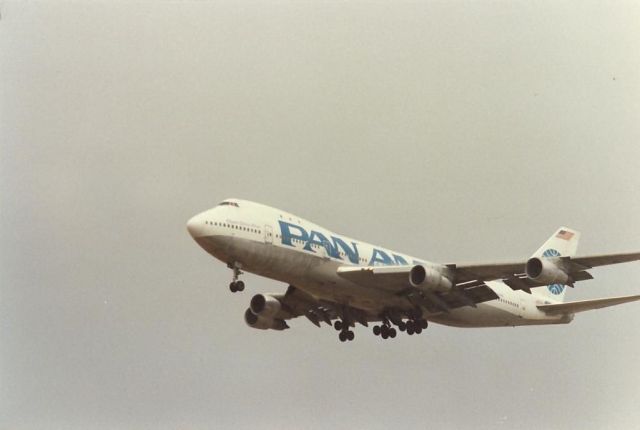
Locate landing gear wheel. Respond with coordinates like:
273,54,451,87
334,321,343,331
398,322,406,332
373,325,381,336
229,281,244,293
339,331,347,342
381,325,390,339
228,262,244,293
347,331,355,341
389,328,397,338
407,326,414,335
415,326,422,335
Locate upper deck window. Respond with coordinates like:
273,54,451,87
218,201,239,207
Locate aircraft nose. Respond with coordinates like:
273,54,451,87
186,214,203,238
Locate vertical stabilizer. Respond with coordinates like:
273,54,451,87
531,227,581,302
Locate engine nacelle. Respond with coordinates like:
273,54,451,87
525,257,569,285
244,308,288,330
409,265,453,290
250,294,282,319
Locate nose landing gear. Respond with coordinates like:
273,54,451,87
229,280,244,293
228,262,245,293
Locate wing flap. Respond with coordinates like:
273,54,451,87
400,283,498,313
537,294,640,315
503,275,540,293
501,270,594,293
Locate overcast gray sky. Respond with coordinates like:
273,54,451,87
2,1,640,429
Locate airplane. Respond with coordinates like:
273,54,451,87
186,198,640,342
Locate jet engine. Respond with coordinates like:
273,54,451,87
525,257,569,285
244,308,288,330
244,293,288,330
250,293,282,319
409,264,453,290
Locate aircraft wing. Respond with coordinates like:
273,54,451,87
537,294,640,315
450,261,524,283
567,252,640,270
336,265,417,291
336,265,498,312
450,251,640,291
269,285,339,327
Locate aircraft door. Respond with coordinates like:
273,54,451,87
264,225,273,244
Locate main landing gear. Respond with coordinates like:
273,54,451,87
402,318,428,335
372,323,396,339
332,317,429,342
334,320,355,342
228,262,245,293
373,318,428,339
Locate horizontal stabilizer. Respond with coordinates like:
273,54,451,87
537,294,640,315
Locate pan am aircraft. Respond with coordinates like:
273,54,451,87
187,199,640,342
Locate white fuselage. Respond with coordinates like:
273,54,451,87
187,200,570,328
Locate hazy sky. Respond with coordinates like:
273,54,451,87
2,1,640,429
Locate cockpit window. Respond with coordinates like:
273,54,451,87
218,201,239,207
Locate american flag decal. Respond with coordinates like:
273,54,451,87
556,229,574,240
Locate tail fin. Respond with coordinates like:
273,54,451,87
531,227,581,302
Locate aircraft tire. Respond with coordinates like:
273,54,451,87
347,331,355,341
235,281,245,292
373,325,381,336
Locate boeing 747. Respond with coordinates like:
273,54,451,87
187,199,640,342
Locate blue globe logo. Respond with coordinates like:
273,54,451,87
548,284,564,295
542,248,564,295
542,248,560,258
